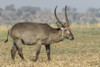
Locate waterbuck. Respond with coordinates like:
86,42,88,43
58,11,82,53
5,5,74,62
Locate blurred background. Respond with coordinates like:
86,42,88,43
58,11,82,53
0,0,100,28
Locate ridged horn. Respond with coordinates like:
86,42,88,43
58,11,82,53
54,5,64,27
65,5,70,27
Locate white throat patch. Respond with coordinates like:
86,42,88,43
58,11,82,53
60,27,65,39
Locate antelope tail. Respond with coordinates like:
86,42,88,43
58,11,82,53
5,29,10,43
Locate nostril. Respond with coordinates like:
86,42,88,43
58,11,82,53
70,36,74,40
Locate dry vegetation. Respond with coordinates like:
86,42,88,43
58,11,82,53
0,24,100,67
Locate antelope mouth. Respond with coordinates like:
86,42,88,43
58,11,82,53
69,36,74,40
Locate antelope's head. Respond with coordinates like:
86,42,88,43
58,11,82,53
54,5,74,40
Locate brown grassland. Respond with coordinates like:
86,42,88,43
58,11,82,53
0,24,100,67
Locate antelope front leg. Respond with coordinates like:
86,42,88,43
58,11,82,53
34,41,42,62
45,45,51,60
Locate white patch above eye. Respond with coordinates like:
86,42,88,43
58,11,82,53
67,29,70,34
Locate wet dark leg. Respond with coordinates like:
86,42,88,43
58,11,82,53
45,45,51,60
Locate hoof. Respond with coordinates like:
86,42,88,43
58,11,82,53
22,59,27,62
32,59,37,62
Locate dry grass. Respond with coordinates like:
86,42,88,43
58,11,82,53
71,22,100,29
0,25,100,67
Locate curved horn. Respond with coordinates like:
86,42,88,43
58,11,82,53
65,5,70,27
54,5,64,26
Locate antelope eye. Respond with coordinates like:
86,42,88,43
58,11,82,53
65,29,67,31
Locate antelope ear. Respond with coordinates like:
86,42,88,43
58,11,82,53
64,23,67,27
56,22,62,28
